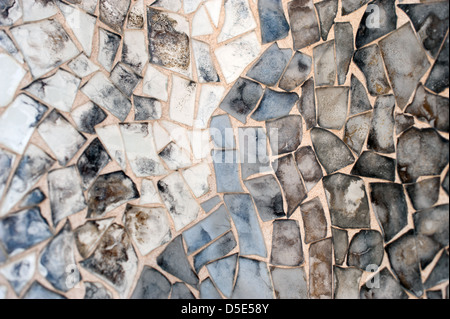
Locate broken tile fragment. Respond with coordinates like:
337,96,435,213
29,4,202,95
350,75,372,116
122,30,148,74
201,196,222,214
367,95,396,154
443,170,449,196
18,188,46,210
219,78,263,124
258,0,290,44
38,110,87,166
300,198,328,244
184,0,204,14
360,268,408,299
77,139,110,191
192,6,214,37
99,0,130,33
298,78,316,130
170,76,197,126
215,32,261,84
309,238,333,299
424,251,449,290
351,151,396,182
427,290,443,300
133,95,162,121
159,142,192,171
353,44,391,97
23,282,65,299
397,127,449,184
0,149,15,200
157,236,199,288
425,34,449,94
386,230,424,297
271,267,308,299
74,218,114,259
1,145,55,216
348,230,384,271
87,171,139,218
213,150,244,193
192,40,219,83
22,0,58,22
288,0,320,50
131,267,171,299
171,282,195,299
274,154,307,217
210,115,235,149
0,53,25,108
344,112,372,156
68,54,100,78
193,231,237,272
279,52,312,92
405,84,449,133
355,0,397,49
247,43,292,87
414,205,449,269
323,173,371,229
311,128,355,175
110,63,142,97
84,282,112,300
48,166,86,226
238,127,272,180
335,22,354,85
39,222,80,292
314,41,336,86
405,177,441,211
0,253,35,295
206,254,238,298
332,227,349,266
183,205,231,254
139,179,161,205
95,125,126,170
147,8,192,78
0,94,48,155
158,172,201,231
11,19,79,79
295,146,323,191
81,224,138,298
0,30,23,63
315,0,338,41
124,205,171,256
224,194,266,258
218,0,256,43
143,65,169,102
379,23,431,110
81,72,132,122
395,113,415,136
195,85,226,129
97,28,121,72
334,266,363,299
271,220,304,266
0,0,22,26
398,2,449,58
370,183,408,243
127,0,144,29
232,257,273,299
251,89,298,122
0,207,52,256
244,175,285,222
317,86,349,130
341,0,370,15
183,163,211,198
266,115,303,155
200,278,222,299
151,0,182,12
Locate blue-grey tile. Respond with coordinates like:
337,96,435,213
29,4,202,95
279,51,312,92
131,267,172,299
251,89,299,122
206,254,238,299
200,278,222,299
232,257,274,299
212,150,244,193
22,282,66,299
271,267,308,299
171,282,195,299
294,146,323,192
224,194,266,258
258,0,290,44
313,40,336,86
238,127,272,180
210,115,235,149
84,282,113,300
193,231,237,273
201,196,222,214
266,115,303,156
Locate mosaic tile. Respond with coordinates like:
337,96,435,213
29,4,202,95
344,112,372,155
212,150,244,193
348,230,384,271
205,0,222,27
192,40,219,83
68,54,100,78
341,0,370,16
193,231,237,272
74,218,114,259
210,115,235,149
425,34,449,94
424,251,449,290
127,0,144,29
0,0,21,26
22,0,58,23
295,146,323,192
97,28,121,73
0,53,25,108
351,151,396,182
317,86,349,130
443,169,449,196
266,115,303,156
206,254,238,298
0,252,35,296
171,282,195,299
300,198,328,245
95,124,127,170
81,223,138,298
84,282,113,300
271,267,308,299
48,166,87,226
195,85,225,129
333,266,362,300
124,205,171,256
335,22,354,85
405,177,441,211
0,94,48,155
288,0,320,50
182,163,211,198
39,221,80,292
99,0,130,33
11,19,79,79
110,63,142,98
427,290,443,300
298,78,316,130
157,235,199,288
159,142,192,170
201,196,222,214
158,172,201,231
232,257,273,299
169,76,197,126
367,95,396,154
22,282,65,299
279,51,312,92
395,113,415,136
350,75,372,116
86,171,139,218
139,179,161,205
0,30,23,63
360,268,408,299
131,267,172,299
219,0,256,43
200,278,222,299
251,89,298,122
151,0,182,12
247,43,292,87
313,41,336,87
122,30,148,74
315,0,338,41
331,227,349,266
258,0,290,44
192,6,214,37
0,149,15,200
18,188,46,210
309,238,333,299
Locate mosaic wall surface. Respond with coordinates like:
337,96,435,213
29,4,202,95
0,0,448,300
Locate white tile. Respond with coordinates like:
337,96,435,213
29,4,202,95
153,122,172,152
68,54,100,78
140,179,162,205
192,6,213,37
183,163,211,197
184,0,204,14
96,124,127,170
143,65,169,102
195,84,226,129
205,0,222,27
161,120,192,154
22,0,58,22
122,30,148,74
192,40,220,83
0,30,24,63
218,0,257,43
0,0,22,26
169,76,198,127
0,53,26,108
152,0,182,12
159,142,192,171
189,129,212,160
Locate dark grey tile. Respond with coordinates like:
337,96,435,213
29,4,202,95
300,198,328,244
332,227,349,266
425,34,449,94
251,89,298,122
424,251,449,290
131,267,172,299
0,149,15,200
405,177,441,211
334,266,363,299
315,0,338,41
295,146,323,192
97,28,121,72
360,268,408,299
279,52,312,92
317,86,349,130
314,40,336,86
266,115,303,155
341,0,370,16
71,102,108,135
427,290,443,300
367,95,396,154
335,22,354,85
77,138,111,191
298,78,317,130
271,220,304,266
350,75,372,116
84,282,112,300
110,62,142,97
309,238,333,299
395,113,415,136
443,169,449,195
348,230,384,271
271,267,308,299
344,112,373,155
288,0,320,50
351,151,396,182
171,282,195,299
